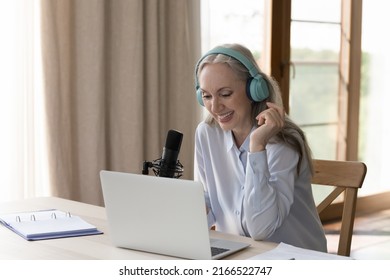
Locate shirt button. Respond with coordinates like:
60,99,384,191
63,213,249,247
235,210,240,215
241,186,245,190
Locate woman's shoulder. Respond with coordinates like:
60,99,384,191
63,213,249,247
196,121,226,142
196,121,222,134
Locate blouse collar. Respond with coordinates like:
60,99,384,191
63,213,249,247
224,126,255,153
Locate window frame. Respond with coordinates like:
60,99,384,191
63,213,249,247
268,0,367,219
268,0,362,161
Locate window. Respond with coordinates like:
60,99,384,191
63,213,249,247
359,0,390,195
200,0,267,67
0,0,49,202
289,0,341,160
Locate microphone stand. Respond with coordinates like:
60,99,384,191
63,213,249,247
142,159,184,178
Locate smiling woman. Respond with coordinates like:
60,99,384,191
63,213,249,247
0,0,49,202
198,62,253,147
193,44,327,252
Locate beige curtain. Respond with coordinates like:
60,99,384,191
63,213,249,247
40,0,201,206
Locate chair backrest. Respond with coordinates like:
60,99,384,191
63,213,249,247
312,159,367,256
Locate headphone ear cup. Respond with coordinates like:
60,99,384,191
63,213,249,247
196,88,204,106
247,75,270,102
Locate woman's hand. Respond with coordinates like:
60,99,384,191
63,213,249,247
250,102,285,152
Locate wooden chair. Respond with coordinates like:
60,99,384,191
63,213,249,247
312,159,367,256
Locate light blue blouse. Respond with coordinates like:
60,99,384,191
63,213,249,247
194,121,327,252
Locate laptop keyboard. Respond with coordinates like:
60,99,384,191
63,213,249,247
211,246,229,256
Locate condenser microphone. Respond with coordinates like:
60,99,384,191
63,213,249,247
142,129,184,178
159,130,183,178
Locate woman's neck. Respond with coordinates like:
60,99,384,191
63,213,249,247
232,126,252,148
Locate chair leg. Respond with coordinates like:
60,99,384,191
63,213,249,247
338,188,358,256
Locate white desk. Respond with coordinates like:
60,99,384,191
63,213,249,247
0,197,277,260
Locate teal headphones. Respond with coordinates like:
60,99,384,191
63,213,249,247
194,47,269,106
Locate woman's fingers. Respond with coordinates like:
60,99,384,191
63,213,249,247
256,102,285,128
251,103,285,152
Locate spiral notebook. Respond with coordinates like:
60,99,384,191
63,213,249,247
0,209,103,241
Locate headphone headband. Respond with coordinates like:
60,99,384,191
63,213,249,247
195,47,260,78
194,46,269,106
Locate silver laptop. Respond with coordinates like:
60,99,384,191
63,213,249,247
100,170,250,259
